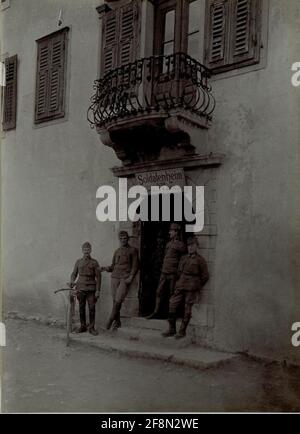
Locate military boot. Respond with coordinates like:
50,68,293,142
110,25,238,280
106,302,122,330
88,327,99,336
175,320,189,339
162,316,176,337
88,306,98,335
106,302,117,330
112,311,122,331
88,313,98,335
76,325,87,333
146,297,161,319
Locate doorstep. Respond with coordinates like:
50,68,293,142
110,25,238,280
55,319,238,370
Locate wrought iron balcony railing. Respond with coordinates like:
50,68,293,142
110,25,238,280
87,52,215,129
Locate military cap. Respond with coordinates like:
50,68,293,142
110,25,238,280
82,241,92,249
186,236,199,246
170,223,181,232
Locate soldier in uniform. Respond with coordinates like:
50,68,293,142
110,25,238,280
147,223,186,319
162,236,209,339
69,242,101,336
102,231,139,330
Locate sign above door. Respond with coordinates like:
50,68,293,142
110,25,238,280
135,168,185,190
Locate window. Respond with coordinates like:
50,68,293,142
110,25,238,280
101,0,140,75
35,27,69,124
204,0,262,73
154,0,201,59
154,0,177,56
162,9,175,57
2,55,17,131
187,0,201,59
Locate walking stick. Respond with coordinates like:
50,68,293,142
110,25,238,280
54,285,76,347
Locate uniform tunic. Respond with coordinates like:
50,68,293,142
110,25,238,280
71,256,100,291
161,239,187,274
70,255,101,328
108,245,139,304
169,252,209,321
176,253,209,291
156,239,187,298
109,246,139,279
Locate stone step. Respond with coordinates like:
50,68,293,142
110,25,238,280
115,326,194,348
121,317,167,331
55,327,238,371
118,317,211,347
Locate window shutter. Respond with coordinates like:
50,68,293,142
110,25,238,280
101,1,140,75
35,39,50,122
102,9,118,75
119,2,138,66
3,55,17,131
35,28,68,124
48,32,66,117
229,0,259,65
205,0,229,69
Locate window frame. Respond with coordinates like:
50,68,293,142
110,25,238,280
100,0,141,77
34,27,69,125
154,0,180,56
2,54,18,131
186,0,202,59
154,0,202,58
204,0,262,74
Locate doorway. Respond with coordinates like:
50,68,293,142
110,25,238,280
137,191,194,318
139,221,170,317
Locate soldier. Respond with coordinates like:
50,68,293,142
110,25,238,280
69,242,101,336
147,223,186,319
162,236,209,339
102,231,139,330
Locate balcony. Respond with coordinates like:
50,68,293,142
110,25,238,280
88,52,215,164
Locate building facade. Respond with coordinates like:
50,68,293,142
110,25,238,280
1,0,300,364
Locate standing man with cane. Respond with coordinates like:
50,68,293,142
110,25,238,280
69,242,101,336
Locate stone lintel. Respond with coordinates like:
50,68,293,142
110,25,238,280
111,153,224,178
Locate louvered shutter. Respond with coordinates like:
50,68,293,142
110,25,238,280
102,9,118,75
230,0,260,65
101,1,140,75
119,2,137,66
205,0,229,69
3,55,17,131
205,0,261,72
35,39,50,122
35,28,68,123
48,32,66,117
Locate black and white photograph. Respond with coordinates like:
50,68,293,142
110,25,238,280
1,0,300,415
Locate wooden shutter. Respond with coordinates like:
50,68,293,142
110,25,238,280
205,0,229,69
102,9,118,75
35,28,67,123
3,55,17,131
204,0,261,72
230,0,260,65
119,2,138,66
36,39,51,122
101,1,140,75
48,32,66,117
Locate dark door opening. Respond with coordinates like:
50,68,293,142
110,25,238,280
139,221,170,318
138,193,193,318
